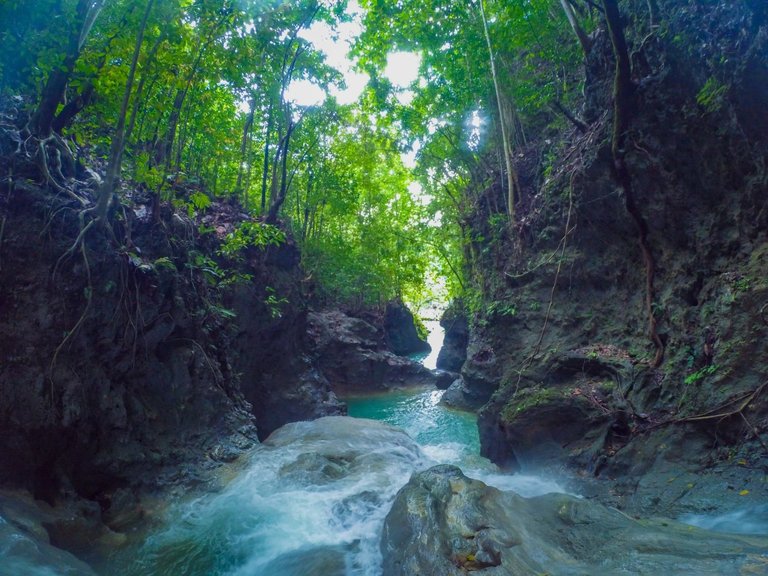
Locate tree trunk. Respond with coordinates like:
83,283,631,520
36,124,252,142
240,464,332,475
51,83,95,134
154,9,232,168
267,120,295,224
94,0,155,222
551,99,589,132
603,0,634,142
560,0,592,56
479,0,519,225
52,6,133,134
236,97,256,200
125,31,166,144
260,98,275,214
32,0,104,138
157,88,186,168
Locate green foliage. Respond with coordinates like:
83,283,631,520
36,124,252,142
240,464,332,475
189,192,212,215
219,222,286,258
696,77,728,113
413,315,429,342
684,364,719,386
295,109,431,305
11,0,594,313
734,277,751,293
187,251,251,288
153,256,177,273
487,300,517,319
133,153,164,190
264,286,288,319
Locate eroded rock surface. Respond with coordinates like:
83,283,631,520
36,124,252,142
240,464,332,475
436,302,468,372
463,0,768,517
381,465,768,576
307,310,448,395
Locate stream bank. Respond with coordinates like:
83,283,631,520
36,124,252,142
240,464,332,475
0,130,442,571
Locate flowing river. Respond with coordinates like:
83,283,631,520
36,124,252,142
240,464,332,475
63,322,768,575
96,322,565,576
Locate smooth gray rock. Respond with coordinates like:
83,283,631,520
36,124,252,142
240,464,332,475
440,378,487,411
381,465,768,576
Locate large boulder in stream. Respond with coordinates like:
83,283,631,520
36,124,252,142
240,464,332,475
436,302,468,372
381,465,768,576
440,377,488,411
383,300,431,356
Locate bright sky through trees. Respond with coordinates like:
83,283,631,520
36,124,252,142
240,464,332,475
287,2,422,108
385,51,422,88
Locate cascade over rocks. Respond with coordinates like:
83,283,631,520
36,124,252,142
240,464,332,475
381,465,768,576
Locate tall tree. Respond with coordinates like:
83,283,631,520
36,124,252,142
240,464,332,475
31,0,105,138
94,0,156,222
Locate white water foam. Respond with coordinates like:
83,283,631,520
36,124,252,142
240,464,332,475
123,418,434,576
679,504,768,535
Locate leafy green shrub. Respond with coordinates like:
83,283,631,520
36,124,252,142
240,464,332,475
696,77,728,113
487,299,517,318
264,286,288,319
684,364,719,386
413,314,429,341
219,222,286,258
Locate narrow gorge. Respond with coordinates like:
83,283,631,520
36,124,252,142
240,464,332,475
1,0,767,574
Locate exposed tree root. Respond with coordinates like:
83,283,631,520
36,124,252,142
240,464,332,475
48,242,93,405
531,173,577,360
52,214,95,281
603,0,664,367
639,381,767,440
168,337,223,389
511,173,577,393
0,216,5,272
32,135,88,207
615,161,664,367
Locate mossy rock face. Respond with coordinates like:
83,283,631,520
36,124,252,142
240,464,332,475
547,349,633,382
494,385,612,470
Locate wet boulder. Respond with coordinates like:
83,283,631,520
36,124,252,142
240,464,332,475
478,383,612,472
440,378,487,411
381,465,768,576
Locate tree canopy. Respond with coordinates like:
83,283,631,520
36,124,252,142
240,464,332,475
0,0,589,310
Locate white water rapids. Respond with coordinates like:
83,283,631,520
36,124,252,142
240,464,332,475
100,322,567,576
77,323,768,574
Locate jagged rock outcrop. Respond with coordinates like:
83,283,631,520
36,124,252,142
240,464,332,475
383,299,431,356
0,186,260,508
381,465,768,576
307,310,450,395
228,299,344,440
436,301,468,372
